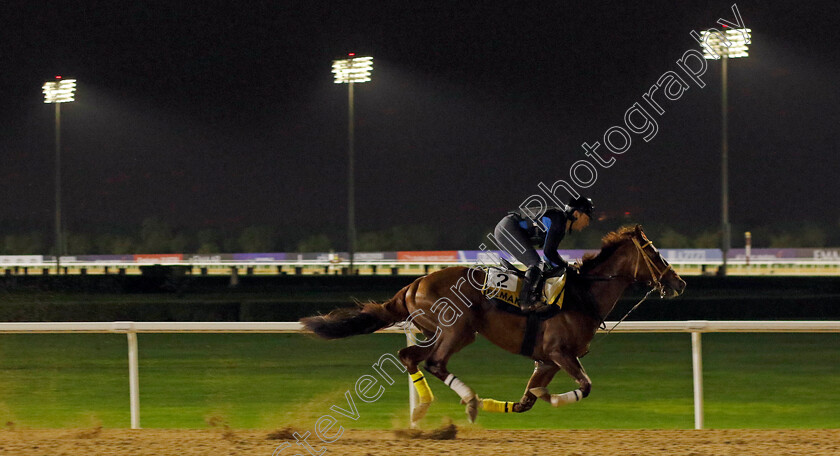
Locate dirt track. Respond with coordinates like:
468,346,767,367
2,428,839,455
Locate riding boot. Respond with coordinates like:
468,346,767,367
518,263,544,312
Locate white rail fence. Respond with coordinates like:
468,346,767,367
1,320,838,430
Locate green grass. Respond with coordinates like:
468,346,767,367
0,332,838,429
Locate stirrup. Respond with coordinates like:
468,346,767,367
525,299,548,312
518,286,537,311
519,293,542,312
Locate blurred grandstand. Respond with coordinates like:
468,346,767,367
2,246,839,276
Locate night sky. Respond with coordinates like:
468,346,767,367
2,1,839,247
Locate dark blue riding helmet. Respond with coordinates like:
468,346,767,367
568,196,594,216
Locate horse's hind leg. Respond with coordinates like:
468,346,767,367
422,332,481,422
397,343,436,425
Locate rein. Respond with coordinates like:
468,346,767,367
588,235,676,340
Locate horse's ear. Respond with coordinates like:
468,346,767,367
635,224,650,242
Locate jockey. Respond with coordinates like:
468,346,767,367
493,196,594,311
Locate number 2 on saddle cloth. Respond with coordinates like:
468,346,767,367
481,269,567,310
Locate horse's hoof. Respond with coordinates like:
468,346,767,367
411,402,431,425
465,396,479,423
529,387,550,402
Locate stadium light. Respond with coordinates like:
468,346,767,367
332,56,373,83
700,28,750,276
42,77,77,103
700,28,751,59
42,76,77,274
332,55,373,275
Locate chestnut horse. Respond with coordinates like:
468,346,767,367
301,225,685,424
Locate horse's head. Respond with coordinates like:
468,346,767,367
626,225,686,298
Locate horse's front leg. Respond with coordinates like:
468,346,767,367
475,360,560,415
511,361,560,413
530,351,591,407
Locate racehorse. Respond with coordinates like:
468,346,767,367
300,225,685,425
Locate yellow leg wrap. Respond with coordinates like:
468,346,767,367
410,371,434,403
481,398,515,413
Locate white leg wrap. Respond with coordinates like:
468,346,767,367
444,374,475,401
550,389,583,407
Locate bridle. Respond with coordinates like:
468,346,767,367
582,235,675,293
631,236,674,298
593,234,678,338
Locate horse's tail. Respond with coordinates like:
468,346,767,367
300,284,412,340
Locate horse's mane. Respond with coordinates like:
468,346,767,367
579,225,637,274
558,226,639,320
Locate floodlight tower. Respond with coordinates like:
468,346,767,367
42,76,77,274
700,28,750,276
332,55,373,275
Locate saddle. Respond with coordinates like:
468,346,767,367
481,258,567,313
